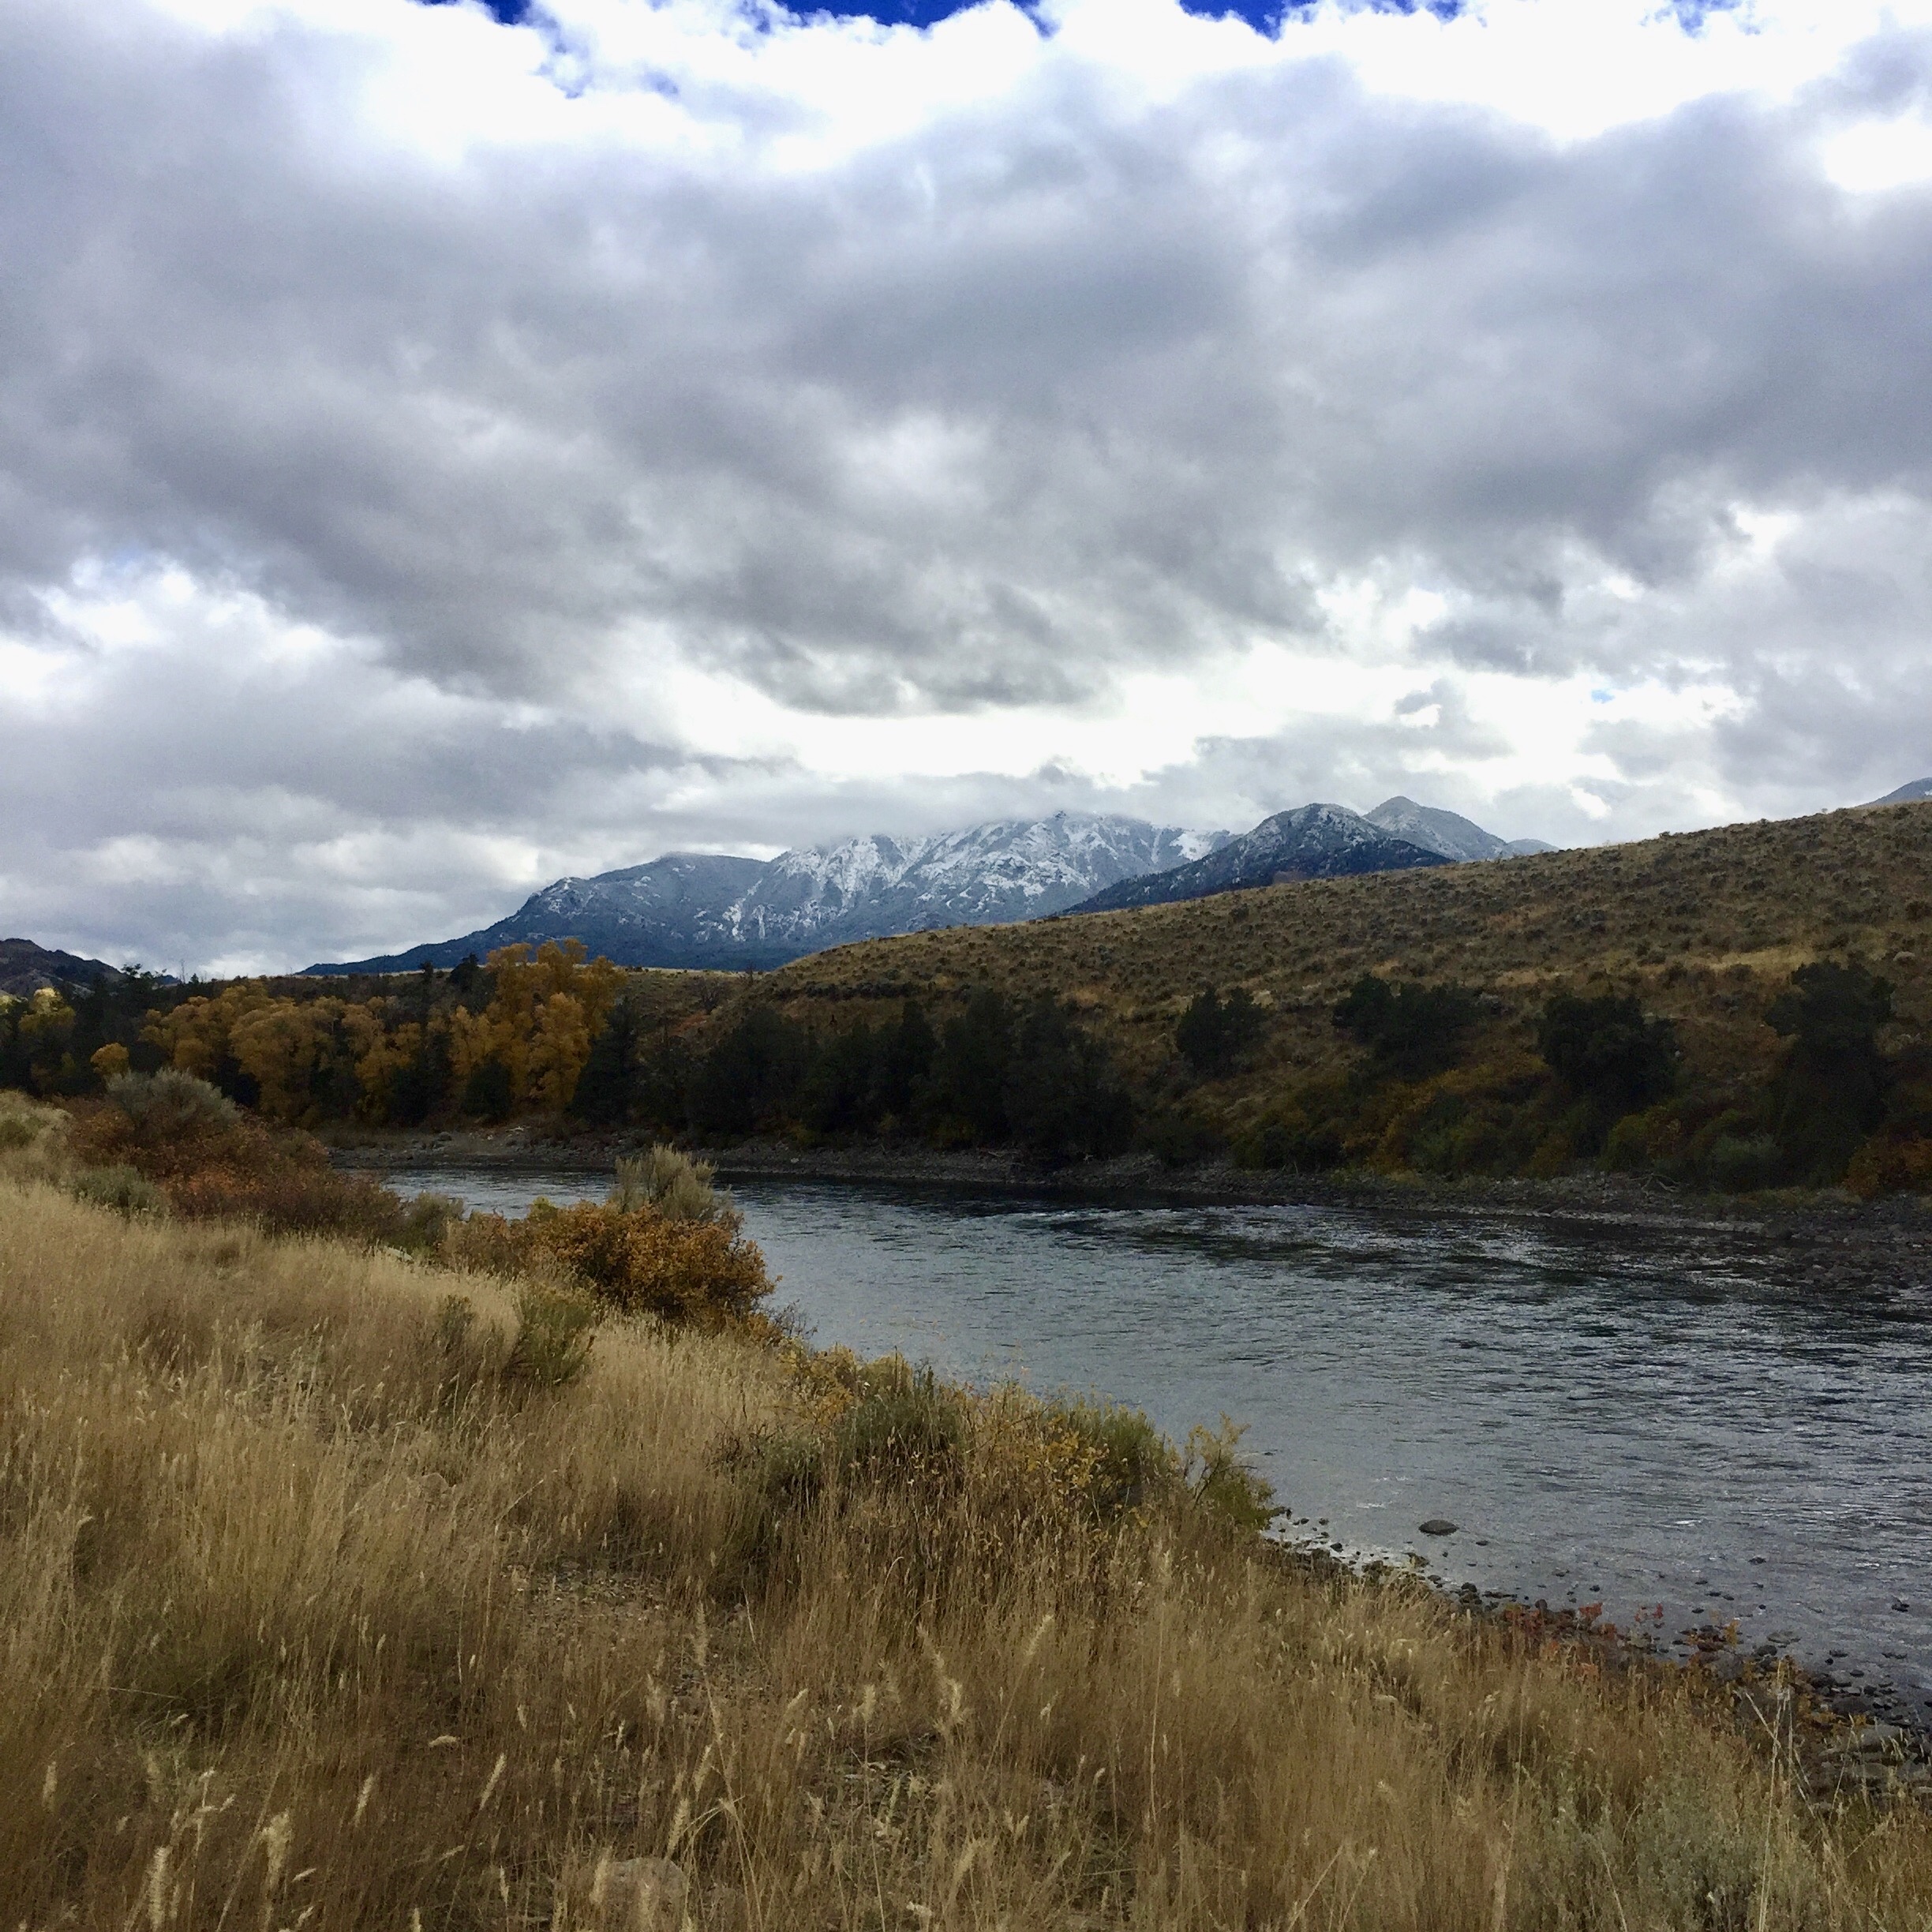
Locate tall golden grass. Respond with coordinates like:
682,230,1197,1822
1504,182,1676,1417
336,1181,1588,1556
5,1107,1932,1926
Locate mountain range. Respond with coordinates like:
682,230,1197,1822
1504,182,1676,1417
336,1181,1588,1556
307,797,1549,975
308,814,1228,974
1067,798,1553,916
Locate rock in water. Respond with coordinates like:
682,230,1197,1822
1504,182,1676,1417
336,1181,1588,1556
1418,1518,1460,1537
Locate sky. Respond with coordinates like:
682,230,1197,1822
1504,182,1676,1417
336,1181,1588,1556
3,0,1932,973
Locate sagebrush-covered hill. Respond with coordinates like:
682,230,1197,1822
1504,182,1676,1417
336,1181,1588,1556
751,800,1932,1124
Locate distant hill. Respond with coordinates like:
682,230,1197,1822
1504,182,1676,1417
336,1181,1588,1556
0,938,132,1000
1363,796,1554,861
307,814,1229,974
1875,777,1932,805
755,796,1932,1148
1069,803,1453,914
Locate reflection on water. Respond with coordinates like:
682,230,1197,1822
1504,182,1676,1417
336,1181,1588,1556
391,1163,1932,1713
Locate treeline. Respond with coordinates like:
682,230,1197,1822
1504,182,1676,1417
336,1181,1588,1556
1200,959,1931,1196
580,987,1133,1159
0,944,1133,1161
7,936,1928,1193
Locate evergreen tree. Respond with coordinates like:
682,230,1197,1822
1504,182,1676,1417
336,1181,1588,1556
1767,959,1893,1182
569,998,642,1125
924,989,1012,1140
1005,998,1133,1159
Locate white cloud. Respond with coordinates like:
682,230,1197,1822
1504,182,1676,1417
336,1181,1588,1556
3,0,1932,968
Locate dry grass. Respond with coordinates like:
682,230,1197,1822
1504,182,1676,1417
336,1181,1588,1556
753,800,1932,1129
6,1158,1932,1927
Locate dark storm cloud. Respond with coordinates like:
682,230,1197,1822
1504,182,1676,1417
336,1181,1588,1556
4,1,1932,963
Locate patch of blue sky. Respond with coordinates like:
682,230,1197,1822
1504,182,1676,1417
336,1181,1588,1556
416,0,533,23
411,0,1745,38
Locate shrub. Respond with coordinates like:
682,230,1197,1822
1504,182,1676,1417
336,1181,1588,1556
73,1076,410,1242
1054,1398,1174,1515
69,1163,167,1217
1705,1132,1781,1193
529,1200,772,1325
833,1359,965,1485
397,1190,466,1254
611,1145,735,1223
104,1068,239,1140
504,1281,599,1388
1136,1107,1226,1168
1846,1135,1932,1199
1232,1078,1351,1171
1186,1417,1280,1536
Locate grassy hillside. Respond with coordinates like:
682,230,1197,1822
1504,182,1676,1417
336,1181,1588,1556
6,1095,1932,1927
739,800,1932,1183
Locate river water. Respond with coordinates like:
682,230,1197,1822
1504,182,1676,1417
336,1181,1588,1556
389,1164,1932,1717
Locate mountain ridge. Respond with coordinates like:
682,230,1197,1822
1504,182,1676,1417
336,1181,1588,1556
306,813,1229,975
0,938,142,1001
1069,802,1454,915
1874,777,1932,805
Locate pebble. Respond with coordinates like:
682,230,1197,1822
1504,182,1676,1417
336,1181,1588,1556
1418,1518,1459,1537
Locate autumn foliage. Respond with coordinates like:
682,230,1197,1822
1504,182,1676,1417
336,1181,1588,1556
69,1070,407,1241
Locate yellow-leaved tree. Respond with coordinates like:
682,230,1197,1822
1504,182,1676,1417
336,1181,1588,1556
447,942,623,1114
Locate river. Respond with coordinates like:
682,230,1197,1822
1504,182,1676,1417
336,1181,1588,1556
386,1163,1932,1720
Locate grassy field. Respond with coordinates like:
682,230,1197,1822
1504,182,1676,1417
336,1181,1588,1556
747,799,1932,1155
7,1094,1932,1928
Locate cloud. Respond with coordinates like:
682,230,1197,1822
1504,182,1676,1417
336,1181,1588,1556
3,0,1932,965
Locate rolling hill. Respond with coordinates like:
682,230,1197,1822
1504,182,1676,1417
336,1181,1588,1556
751,798,1932,1147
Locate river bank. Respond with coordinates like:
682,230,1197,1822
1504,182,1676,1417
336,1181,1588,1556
15,1178,1932,1923
328,1123,1932,1257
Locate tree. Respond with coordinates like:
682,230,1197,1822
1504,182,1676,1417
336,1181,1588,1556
569,998,643,1125
1766,959,1893,1183
1536,991,1679,1121
874,1001,937,1121
1335,975,1481,1079
462,1056,514,1122
690,1006,810,1137
799,1022,881,1134
923,990,1013,1141
1004,998,1133,1159
1175,987,1266,1078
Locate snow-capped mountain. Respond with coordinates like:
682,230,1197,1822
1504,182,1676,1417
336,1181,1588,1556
1069,803,1451,915
1364,796,1555,862
305,814,1229,974
728,816,1222,950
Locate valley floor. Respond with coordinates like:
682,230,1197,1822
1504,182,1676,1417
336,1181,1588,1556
8,1175,1932,1926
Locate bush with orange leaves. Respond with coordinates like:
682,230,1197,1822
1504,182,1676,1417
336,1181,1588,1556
70,1069,410,1242
535,1199,772,1324
1845,1133,1932,1198
447,1196,773,1327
